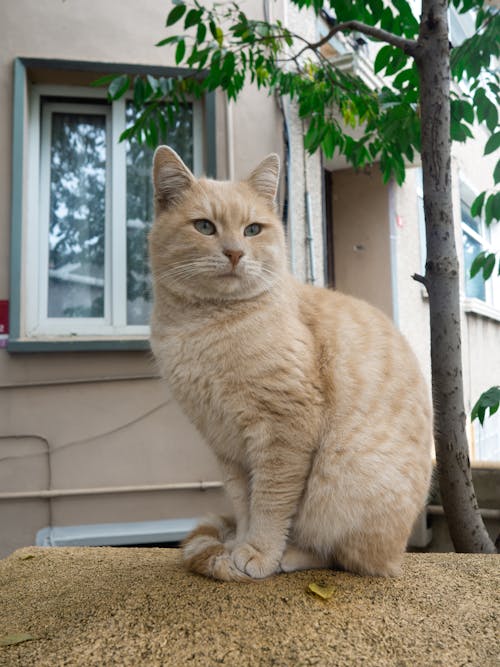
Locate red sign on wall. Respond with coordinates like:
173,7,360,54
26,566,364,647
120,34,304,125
0,300,9,336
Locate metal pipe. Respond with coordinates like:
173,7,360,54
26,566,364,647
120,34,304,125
388,178,400,327
305,190,316,284
283,97,296,275
0,481,224,500
427,504,500,520
225,95,235,181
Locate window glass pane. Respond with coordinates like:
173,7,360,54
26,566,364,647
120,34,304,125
48,111,106,318
462,229,485,300
125,102,194,325
461,201,481,235
473,411,500,461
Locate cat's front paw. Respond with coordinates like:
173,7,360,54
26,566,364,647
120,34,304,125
232,543,280,579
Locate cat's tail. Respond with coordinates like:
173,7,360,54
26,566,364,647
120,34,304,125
181,515,251,582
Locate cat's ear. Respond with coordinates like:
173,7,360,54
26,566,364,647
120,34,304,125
153,145,195,210
246,154,280,204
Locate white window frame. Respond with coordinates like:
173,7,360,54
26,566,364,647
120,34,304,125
26,84,203,339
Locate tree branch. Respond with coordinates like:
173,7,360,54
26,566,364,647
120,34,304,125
299,20,418,59
412,273,428,287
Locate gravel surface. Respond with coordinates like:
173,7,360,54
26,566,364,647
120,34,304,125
0,548,498,666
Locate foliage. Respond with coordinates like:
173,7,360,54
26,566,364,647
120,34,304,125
471,386,500,425
98,0,500,420
100,1,499,194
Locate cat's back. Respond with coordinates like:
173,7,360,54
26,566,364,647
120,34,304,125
296,283,431,422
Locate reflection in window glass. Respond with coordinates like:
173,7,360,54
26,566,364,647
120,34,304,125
125,102,194,325
462,230,486,300
461,202,481,235
48,112,106,318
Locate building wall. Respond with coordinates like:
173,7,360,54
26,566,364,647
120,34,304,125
1,1,498,558
393,129,500,459
330,166,393,318
0,0,290,557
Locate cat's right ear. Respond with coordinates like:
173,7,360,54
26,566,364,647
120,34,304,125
153,146,195,210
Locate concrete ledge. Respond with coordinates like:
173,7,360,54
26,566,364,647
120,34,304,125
0,548,498,666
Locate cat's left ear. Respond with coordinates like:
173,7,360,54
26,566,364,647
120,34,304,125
246,154,280,204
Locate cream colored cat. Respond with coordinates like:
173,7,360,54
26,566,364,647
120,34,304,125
150,146,432,581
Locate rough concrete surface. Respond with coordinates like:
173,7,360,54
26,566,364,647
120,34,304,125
0,548,498,666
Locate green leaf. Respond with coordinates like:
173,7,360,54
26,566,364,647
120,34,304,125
385,50,408,76
156,35,180,47
210,20,224,46
471,386,500,425
469,251,486,278
494,160,500,185
482,252,496,280
196,21,207,44
133,76,145,106
470,191,485,218
166,3,186,27
485,192,500,226
484,131,500,156
108,74,130,100
184,8,202,29
374,45,393,74
321,125,338,159
91,73,119,88
175,39,186,64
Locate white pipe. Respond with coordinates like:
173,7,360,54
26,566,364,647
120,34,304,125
305,191,316,284
283,98,296,275
226,96,235,181
0,481,224,500
388,179,400,327
427,504,500,520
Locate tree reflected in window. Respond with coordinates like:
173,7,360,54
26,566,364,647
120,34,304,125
48,111,106,318
125,102,193,325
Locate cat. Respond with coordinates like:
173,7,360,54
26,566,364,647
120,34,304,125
149,145,432,581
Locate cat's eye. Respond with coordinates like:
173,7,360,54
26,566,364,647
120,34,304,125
194,219,216,236
244,223,262,237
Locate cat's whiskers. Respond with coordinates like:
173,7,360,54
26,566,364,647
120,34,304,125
154,257,225,283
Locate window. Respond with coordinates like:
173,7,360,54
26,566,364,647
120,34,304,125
472,410,500,462
9,59,215,351
24,84,202,339
460,181,499,308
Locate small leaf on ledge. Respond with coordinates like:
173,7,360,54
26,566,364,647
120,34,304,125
307,582,335,599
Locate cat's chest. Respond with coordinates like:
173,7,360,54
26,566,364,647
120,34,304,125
158,322,265,424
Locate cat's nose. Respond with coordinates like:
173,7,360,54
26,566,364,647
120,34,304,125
223,249,244,268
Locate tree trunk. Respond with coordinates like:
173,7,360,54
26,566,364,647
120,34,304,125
415,0,496,552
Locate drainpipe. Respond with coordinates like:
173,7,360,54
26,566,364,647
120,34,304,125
281,96,296,275
305,190,316,284
225,96,235,181
388,179,400,327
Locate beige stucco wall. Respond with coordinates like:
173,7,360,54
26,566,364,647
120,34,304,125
393,168,432,386
1,1,498,558
0,0,290,557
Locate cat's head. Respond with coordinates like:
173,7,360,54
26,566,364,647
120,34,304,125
150,146,287,302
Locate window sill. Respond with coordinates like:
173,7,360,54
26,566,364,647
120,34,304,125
7,337,150,353
463,298,500,323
